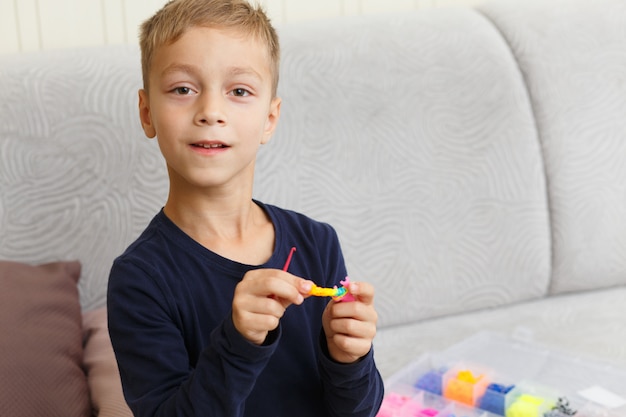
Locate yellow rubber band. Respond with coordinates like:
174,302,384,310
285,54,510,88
308,284,348,298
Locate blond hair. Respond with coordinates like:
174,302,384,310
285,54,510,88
139,0,280,96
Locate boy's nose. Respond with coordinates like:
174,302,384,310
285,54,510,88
194,93,226,126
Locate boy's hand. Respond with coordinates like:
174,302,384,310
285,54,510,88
232,269,313,345
322,282,378,364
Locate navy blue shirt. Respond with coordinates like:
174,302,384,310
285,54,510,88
107,202,384,417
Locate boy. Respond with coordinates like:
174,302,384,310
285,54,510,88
107,0,384,416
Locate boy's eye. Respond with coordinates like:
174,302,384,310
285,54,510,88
232,88,250,97
173,87,193,95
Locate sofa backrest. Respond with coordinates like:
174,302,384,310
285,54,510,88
1,0,624,328
479,0,626,295
0,47,168,311
256,7,550,327
0,5,552,326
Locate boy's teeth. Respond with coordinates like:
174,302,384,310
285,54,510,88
197,144,223,148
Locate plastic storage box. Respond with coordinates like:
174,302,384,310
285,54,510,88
379,331,626,417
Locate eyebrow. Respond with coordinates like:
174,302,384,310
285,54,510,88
160,63,263,81
161,63,198,77
227,66,263,81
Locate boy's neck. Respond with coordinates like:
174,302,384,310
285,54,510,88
164,189,257,237
163,189,275,265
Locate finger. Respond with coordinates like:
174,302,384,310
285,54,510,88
248,270,305,305
232,297,283,345
346,281,375,305
269,282,303,308
329,333,373,360
236,307,282,332
238,270,314,308
298,279,314,297
328,317,377,340
271,273,315,300
232,291,285,326
328,299,378,324
247,295,290,318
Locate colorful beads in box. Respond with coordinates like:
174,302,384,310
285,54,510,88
478,383,515,415
415,368,446,396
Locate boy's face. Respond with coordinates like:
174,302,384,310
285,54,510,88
139,26,280,191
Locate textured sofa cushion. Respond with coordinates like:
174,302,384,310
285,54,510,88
82,307,133,417
478,0,626,294
0,46,168,312
0,261,90,417
257,8,550,327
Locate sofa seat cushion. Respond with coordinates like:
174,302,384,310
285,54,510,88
375,286,626,379
0,261,90,417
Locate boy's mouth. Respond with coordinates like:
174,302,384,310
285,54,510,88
191,142,229,149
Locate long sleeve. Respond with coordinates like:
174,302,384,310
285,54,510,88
318,332,384,417
107,258,278,417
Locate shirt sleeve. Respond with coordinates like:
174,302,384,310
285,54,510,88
107,257,278,417
314,224,385,416
317,330,385,417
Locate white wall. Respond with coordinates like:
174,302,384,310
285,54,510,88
0,0,486,55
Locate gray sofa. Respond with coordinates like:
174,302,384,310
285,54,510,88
1,0,625,414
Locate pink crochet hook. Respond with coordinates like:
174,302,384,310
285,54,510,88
282,247,296,271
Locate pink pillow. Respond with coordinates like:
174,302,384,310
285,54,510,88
0,261,90,417
82,307,133,417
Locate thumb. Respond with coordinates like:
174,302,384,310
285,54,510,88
347,281,375,305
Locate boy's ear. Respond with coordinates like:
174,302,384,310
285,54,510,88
261,97,281,145
138,89,157,138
